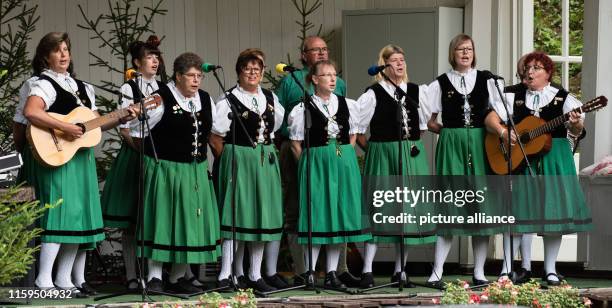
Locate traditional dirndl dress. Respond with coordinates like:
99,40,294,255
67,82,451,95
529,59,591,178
137,84,221,263
215,86,284,242
28,74,105,245
360,82,436,244
290,94,371,245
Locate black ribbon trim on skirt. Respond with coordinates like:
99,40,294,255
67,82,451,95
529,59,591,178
221,225,283,234
141,239,222,252
42,228,105,236
103,214,133,222
297,228,372,238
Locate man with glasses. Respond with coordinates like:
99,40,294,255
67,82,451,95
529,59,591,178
275,36,359,287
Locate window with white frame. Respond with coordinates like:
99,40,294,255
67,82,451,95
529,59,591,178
534,0,583,99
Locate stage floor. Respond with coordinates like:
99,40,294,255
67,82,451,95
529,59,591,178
3,275,612,307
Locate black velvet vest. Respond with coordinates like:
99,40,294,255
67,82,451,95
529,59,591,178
438,71,489,128
224,88,275,147
512,88,569,138
126,79,159,101
307,96,350,147
144,85,212,162
39,75,92,114
367,82,420,141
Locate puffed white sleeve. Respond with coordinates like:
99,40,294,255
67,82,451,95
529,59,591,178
208,96,218,128
83,82,97,111
28,79,57,110
288,103,305,141
212,94,232,136
273,92,285,132
426,79,442,114
563,93,585,120
486,79,515,122
14,79,36,124
417,84,431,130
346,98,360,134
356,89,376,134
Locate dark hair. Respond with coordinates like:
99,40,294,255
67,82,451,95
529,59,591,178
305,59,336,88
523,51,555,82
128,35,166,82
235,49,264,77
448,33,477,69
172,52,203,81
32,32,74,76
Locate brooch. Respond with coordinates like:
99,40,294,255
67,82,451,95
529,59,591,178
515,100,525,106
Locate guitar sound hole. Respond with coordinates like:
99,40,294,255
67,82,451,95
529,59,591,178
519,133,530,144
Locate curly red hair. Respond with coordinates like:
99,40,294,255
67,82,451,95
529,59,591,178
523,51,554,82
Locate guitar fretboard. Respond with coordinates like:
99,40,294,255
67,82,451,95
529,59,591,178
528,108,576,140
82,109,131,132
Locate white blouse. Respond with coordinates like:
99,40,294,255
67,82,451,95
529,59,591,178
212,85,284,143
357,81,430,134
28,70,96,111
13,76,39,124
119,76,163,137
288,93,360,141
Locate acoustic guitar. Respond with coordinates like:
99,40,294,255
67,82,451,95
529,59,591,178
27,95,162,168
485,95,607,175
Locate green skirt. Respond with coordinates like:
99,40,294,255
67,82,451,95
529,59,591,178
100,144,138,228
17,146,35,185
218,144,283,241
297,141,372,245
434,128,501,236
510,138,592,234
138,156,221,263
30,148,105,244
364,140,436,244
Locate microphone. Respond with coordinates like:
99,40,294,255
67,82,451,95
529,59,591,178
482,70,504,80
367,64,390,76
202,63,222,73
125,68,141,80
275,63,297,73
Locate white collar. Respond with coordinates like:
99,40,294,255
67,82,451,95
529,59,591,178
168,81,201,112
449,68,475,77
43,69,71,79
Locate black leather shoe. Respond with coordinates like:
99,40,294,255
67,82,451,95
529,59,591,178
472,276,490,287
166,278,202,294
294,272,317,287
338,271,361,288
514,268,532,284
264,273,289,289
76,282,97,295
543,273,562,286
324,271,347,290
391,272,416,288
359,272,374,289
248,278,277,292
425,280,445,290
236,276,250,289
147,278,164,293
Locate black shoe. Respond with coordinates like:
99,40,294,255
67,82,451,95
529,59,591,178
248,278,277,292
166,277,202,294
472,276,490,287
543,273,562,286
391,272,416,288
359,272,374,289
236,275,250,289
147,278,164,293
126,278,140,291
338,271,361,288
324,271,347,290
425,280,445,290
514,268,532,284
264,273,289,289
294,272,316,287
76,282,98,295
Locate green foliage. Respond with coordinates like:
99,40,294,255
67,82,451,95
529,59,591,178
0,186,54,285
0,0,39,153
77,0,167,180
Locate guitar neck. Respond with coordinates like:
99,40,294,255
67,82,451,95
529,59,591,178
82,108,130,132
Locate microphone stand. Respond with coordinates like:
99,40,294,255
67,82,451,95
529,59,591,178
491,78,535,283
96,77,186,301
190,68,264,297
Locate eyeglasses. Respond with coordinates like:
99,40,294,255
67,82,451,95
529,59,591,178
304,47,329,54
242,67,262,75
316,73,337,78
183,73,203,80
523,65,544,72
455,47,474,53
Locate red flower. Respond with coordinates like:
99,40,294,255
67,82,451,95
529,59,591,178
469,293,481,304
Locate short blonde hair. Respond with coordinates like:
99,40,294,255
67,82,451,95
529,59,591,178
375,44,408,83
448,34,476,69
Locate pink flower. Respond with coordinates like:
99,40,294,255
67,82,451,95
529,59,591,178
462,281,470,289
469,293,481,304
219,302,231,308
584,297,592,306
431,298,440,304
532,298,541,308
480,294,488,301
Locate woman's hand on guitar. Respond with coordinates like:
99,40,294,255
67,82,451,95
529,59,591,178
568,111,582,126
500,128,518,146
121,106,138,123
61,122,84,140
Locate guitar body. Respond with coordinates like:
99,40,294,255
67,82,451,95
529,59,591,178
486,115,552,175
27,106,102,168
